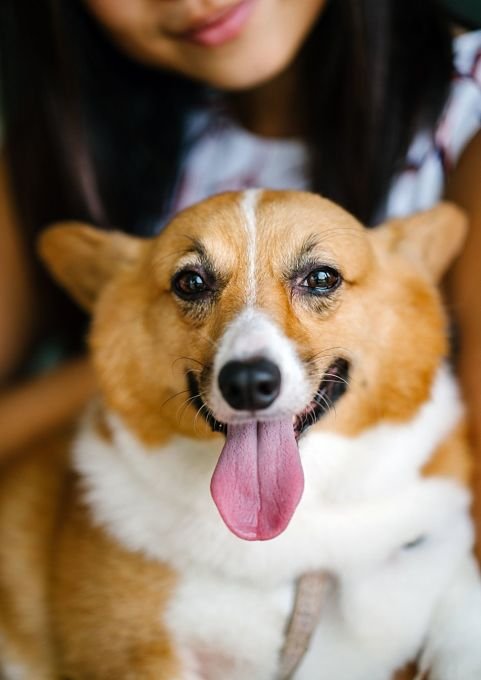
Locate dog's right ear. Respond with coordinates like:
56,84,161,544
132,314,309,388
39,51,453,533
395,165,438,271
372,203,468,282
38,223,144,312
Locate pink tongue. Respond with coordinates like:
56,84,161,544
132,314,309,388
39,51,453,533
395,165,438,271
210,419,304,541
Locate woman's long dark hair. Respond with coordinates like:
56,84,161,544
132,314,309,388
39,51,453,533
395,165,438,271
0,0,452,351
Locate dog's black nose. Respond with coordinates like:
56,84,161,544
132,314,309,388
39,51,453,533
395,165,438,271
218,359,281,411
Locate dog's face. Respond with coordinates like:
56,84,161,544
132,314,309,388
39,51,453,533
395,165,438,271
40,191,466,540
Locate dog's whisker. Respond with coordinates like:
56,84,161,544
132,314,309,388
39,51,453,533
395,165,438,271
193,402,211,434
321,374,350,387
315,390,337,419
176,393,203,423
159,389,192,411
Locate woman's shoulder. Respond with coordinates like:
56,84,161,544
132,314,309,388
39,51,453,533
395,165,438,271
452,29,481,79
438,30,481,169
382,30,481,221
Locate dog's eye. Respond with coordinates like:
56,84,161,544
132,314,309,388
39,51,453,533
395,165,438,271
302,266,341,294
173,270,210,300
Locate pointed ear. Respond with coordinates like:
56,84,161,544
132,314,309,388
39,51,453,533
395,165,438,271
38,223,144,311
372,203,468,282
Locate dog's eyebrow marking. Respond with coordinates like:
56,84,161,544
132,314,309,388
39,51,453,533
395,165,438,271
284,235,322,279
180,237,208,260
240,189,260,305
176,237,220,281
297,235,321,261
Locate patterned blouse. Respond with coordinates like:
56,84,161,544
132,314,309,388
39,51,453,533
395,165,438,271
170,30,481,226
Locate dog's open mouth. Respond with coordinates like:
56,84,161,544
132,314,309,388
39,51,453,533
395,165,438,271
187,358,349,439
293,358,349,437
187,359,349,542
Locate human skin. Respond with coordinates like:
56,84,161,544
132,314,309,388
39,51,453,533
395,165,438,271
0,160,36,379
445,129,481,562
84,0,327,91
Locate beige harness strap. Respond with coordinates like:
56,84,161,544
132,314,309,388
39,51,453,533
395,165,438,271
278,572,426,680
278,571,329,680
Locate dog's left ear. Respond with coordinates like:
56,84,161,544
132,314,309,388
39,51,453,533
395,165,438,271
372,202,468,282
38,223,144,311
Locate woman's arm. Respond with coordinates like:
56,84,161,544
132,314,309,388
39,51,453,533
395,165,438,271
0,156,97,459
445,129,481,553
446,131,481,446
0,156,37,381
0,356,96,460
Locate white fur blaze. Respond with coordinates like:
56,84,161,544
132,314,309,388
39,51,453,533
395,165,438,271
209,308,311,423
240,189,260,305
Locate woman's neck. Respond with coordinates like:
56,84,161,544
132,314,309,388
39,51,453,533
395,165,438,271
228,62,304,139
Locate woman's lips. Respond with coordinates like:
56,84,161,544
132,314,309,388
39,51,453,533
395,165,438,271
180,0,257,47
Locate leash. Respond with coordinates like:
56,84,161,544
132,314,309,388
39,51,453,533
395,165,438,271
277,571,426,680
277,570,329,680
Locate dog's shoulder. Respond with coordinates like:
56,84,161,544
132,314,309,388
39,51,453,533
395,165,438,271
0,425,72,675
51,478,181,679
0,424,72,546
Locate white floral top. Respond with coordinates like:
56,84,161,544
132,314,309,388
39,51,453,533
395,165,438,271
169,30,481,225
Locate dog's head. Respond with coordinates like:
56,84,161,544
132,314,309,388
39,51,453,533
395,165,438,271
39,191,466,540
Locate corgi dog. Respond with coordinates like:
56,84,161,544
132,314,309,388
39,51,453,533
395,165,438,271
1,190,481,680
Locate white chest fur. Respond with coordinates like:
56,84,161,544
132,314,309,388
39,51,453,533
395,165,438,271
73,365,481,679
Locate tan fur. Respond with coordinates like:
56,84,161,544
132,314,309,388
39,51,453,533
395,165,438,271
52,487,179,680
0,191,470,678
422,420,473,485
371,203,467,283
393,665,419,680
0,436,179,680
38,224,144,312
0,429,71,677
93,402,113,443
